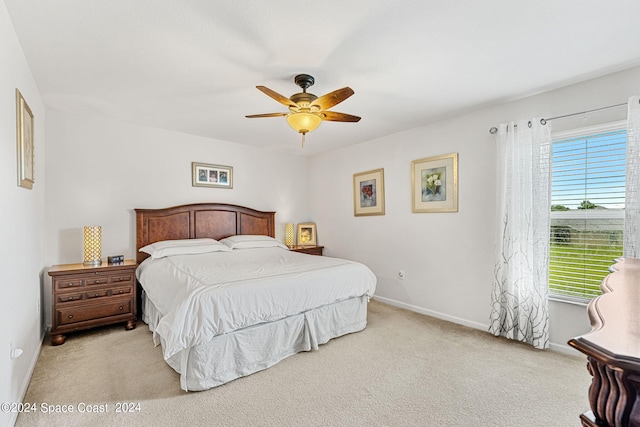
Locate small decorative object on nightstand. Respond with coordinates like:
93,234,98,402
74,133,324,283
285,223,295,248
47,260,137,345
297,222,317,246
82,225,102,266
290,245,324,256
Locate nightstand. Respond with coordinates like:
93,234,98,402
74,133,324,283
290,245,324,256
47,260,137,345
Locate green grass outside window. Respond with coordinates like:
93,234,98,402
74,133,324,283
549,243,622,300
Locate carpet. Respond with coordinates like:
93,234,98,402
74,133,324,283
16,300,590,427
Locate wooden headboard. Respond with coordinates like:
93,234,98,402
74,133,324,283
135,203,275,263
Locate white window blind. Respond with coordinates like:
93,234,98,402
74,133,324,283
549,122,626,301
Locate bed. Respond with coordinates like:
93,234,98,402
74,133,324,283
135,203,376,391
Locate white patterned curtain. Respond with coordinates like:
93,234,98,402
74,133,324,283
489,119,551,349
625,96,640,257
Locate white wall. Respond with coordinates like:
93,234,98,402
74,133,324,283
309,66,640,353
0,3,46,427
44,108,310,327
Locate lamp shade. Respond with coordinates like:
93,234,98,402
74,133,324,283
83,226,102,266
286,112,322,134
285,223,295,248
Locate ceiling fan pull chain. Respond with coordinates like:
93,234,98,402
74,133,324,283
301,133,305,148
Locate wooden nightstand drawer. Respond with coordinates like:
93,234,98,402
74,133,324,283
86,272,110,286
56,292,84,304
56,298,133,326
86,289,110,299
290,245,324,256
110,285,132,297
54,277,84,291
109,273,133,284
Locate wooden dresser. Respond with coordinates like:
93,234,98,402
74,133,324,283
48,260,137,345
568,257,640,427
290,245,324,256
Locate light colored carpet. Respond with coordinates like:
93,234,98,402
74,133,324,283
16,300,591,427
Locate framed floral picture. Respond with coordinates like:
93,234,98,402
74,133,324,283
411,153,458,213
297,222,317,246
192,162,233,188
16,89,34,189
353,168,385,216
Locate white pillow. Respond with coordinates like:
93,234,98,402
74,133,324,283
139,238,231,259
219,235,287,250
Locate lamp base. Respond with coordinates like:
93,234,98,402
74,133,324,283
83,260,101,267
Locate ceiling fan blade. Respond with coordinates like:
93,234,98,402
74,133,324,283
310,87,354,110
245,112,288,118
322,111,361,122
256,86,299,109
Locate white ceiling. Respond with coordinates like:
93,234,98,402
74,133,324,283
5,0,640,155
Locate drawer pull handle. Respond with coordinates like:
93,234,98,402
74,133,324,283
118,278,124,281
95,293,100,296
68,296,74,301
118,290,123,294
119,306,124,310
68,315,73,319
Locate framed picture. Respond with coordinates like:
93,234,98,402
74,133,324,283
192,162,233,188
353,168,385,216
16,89,34,189
297,222,317,246
411,152,458,213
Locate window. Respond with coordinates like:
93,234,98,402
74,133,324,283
549,122,626,302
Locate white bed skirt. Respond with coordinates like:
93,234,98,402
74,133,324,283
142,292,369,391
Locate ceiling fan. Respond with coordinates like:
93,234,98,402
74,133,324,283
246,74,360,146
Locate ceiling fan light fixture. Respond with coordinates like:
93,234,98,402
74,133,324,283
247,74,360,147
286,111,322,134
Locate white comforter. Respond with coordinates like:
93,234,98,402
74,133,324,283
136,247,377,360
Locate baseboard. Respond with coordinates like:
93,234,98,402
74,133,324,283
371,295,489,331
550,342,583,357
371,295,582,357
8,333,44,427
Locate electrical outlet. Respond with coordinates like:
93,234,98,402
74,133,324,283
10,342,23,360
398,270,405,280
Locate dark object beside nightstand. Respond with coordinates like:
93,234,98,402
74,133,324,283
290,245,324,256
